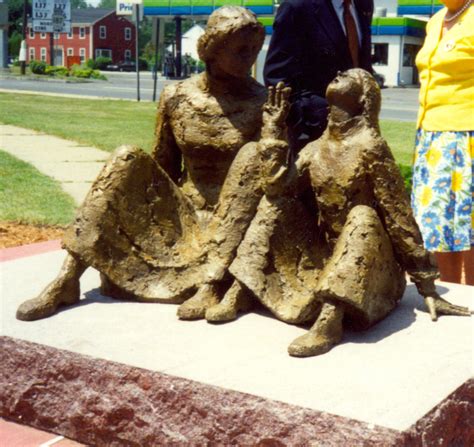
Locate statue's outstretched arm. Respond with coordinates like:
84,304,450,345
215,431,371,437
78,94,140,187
151,87,182,183
369,141,471,319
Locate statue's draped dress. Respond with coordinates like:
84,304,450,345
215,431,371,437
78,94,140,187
230,127,438,329
62,78,269,303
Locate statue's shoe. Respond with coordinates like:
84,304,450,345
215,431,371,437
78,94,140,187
16,279,80,321
205,302,237,322
287,333,339,357
177,284,220,320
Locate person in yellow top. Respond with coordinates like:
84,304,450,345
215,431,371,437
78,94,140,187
411,0,474,284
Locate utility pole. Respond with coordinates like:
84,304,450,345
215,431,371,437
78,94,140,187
174,16,182,78
135,2,140,101
152,17,159,102
20,0,28,74
50,32,54,65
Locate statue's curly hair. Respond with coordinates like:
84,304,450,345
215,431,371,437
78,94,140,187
348,68,381,128
197,6,265,64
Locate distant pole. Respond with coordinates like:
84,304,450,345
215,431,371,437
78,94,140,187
174,16,182,78
152,18,160,102
49,32,54,65
20,0,28,74
135,3,140,102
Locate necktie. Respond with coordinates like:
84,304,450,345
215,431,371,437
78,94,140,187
343,0,359,67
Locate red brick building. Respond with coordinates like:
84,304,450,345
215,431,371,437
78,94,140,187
26,9,136,66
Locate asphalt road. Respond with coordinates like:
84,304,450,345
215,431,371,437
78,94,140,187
0,71,420,122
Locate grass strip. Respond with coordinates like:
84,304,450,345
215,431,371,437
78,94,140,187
0,92,157,153
0,150,76,225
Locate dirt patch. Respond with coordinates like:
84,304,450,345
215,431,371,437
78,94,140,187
0,222,65,249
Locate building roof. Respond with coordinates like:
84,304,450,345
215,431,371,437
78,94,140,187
71,8,114,24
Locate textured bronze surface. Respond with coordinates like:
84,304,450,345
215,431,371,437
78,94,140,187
15,10,470,357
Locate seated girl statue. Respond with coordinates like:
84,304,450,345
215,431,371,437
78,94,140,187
16,6,291,321
226,69,471,357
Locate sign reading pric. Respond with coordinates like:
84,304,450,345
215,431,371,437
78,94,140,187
33,0,71,33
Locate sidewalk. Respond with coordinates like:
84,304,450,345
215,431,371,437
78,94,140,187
1,124,109,205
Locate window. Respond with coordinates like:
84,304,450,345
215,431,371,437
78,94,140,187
403,44,421,67
124,27,132,41
54,32,59,40
41,47,47,62
80,48,86,62
100,25,106,39
29,47,35,61
124,49,131,61
67,48,73,56
41,32,47,39
79,27,86,39
371,43,388,66
29,27,34,39
95,49,112,58
67,28,73,39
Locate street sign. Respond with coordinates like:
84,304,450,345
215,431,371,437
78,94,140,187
117,0,143,19
33,0,71,33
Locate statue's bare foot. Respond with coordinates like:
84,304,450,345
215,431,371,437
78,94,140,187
177,284,220,320
206,280,253,322
288,301,344,357
16,276,80,321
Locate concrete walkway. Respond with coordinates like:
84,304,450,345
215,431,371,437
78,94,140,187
1,124,109,205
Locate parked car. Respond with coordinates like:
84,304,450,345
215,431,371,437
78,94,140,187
373,71,386,89
106,61,136,72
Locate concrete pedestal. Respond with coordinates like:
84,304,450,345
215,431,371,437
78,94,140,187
1,247,473,445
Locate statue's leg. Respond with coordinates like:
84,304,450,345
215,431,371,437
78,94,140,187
16,253,87,321
287,301,344,357
177,283,221,320
205,280,254,322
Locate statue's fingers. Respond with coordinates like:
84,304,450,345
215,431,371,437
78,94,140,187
282,86,292,102
268,85,275,107
425,296,438,321
276,81,285,106
436,301,472,317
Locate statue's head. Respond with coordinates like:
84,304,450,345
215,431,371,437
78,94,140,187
326,69,381,126
197,6,265,78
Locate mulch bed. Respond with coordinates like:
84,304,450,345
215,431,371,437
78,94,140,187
0,222,65,249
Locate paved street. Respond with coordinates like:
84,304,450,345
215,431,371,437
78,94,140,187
0,71,419,121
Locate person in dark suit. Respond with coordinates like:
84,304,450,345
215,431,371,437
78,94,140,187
264,0,374,154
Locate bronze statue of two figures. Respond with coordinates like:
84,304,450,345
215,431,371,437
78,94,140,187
17,7,470,357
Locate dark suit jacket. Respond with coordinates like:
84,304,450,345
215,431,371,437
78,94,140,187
264,0,374,152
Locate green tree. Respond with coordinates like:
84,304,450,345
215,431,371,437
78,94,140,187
71,0,88,8
97,0,115,8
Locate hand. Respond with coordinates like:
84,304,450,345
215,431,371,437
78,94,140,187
424,295,472,321
262,82,292,140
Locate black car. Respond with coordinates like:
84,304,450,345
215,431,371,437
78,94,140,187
105,61,136,72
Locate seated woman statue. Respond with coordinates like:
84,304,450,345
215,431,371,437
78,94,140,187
226,69,471,357
16,6,291,321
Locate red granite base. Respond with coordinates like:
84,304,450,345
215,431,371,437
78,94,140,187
1,337,472,446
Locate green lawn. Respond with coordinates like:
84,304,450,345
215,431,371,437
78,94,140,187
0,92,157,153
0,150,75,225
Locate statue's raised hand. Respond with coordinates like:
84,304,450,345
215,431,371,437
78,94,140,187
262,82,291,140
424,294,472,321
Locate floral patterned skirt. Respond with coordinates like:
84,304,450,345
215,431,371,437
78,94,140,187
411,129,473,252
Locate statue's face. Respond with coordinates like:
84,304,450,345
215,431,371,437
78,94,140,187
326,71,363,113
211,27,262,78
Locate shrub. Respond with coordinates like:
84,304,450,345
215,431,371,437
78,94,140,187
29,60,47,75
45,66,69,77
70,64,107,80
95,56,112,70
85,58,97,69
